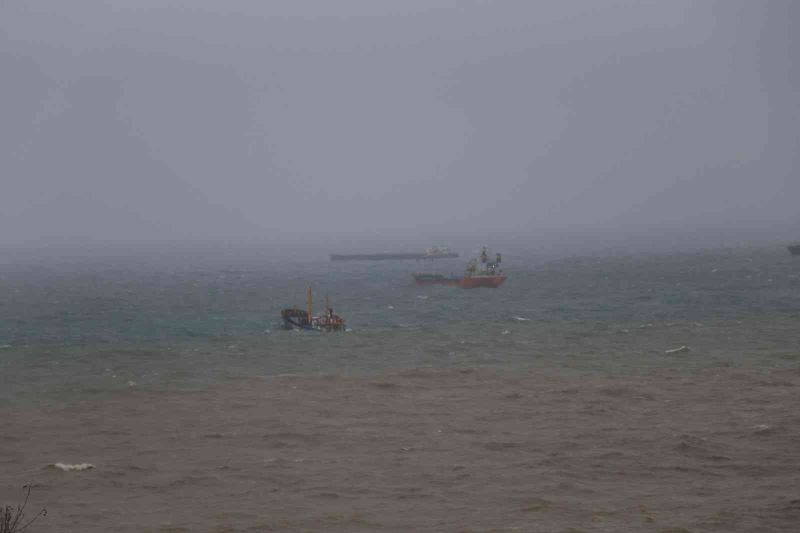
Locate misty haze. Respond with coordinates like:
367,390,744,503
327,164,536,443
2,2,799,532
2,0,798,246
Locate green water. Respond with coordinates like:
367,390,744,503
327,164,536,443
1,244,798,404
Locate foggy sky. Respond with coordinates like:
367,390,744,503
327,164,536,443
1,0,798,245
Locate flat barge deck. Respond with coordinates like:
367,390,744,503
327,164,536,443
330,252,458,261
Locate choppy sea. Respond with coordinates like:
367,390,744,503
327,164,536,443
1,243,798,405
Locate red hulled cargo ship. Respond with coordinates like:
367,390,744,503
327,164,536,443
459,272,506,288
413,247,506,288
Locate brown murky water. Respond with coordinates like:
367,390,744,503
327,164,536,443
3,365,799,532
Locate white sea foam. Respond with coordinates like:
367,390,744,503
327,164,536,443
52,462,95,471
665,345,691,354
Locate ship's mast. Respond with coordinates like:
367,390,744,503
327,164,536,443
306,286,313,318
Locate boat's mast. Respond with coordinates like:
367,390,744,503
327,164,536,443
307,286,313,318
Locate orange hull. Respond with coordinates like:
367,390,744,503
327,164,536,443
459,275,506,288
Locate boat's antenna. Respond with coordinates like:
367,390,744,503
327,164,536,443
307,286,313,318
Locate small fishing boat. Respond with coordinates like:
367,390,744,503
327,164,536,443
281,288,346,331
